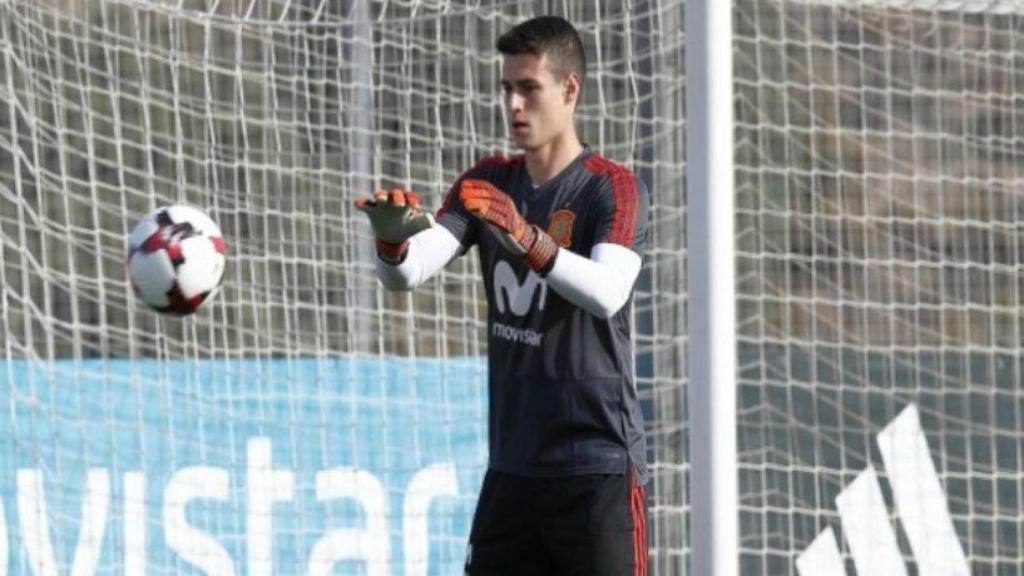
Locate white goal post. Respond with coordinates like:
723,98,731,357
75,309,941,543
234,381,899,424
686,1,738,575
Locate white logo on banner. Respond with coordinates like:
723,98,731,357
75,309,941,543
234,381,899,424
796,404,969,576
2,440,459,576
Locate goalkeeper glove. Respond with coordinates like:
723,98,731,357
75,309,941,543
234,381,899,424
354,189,435,264
459,179,558,275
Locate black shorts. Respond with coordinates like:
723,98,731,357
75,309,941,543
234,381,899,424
464,468,648,576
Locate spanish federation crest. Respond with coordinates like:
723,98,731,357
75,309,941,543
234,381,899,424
547,209,576,248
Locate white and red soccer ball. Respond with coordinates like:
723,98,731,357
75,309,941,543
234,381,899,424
127,205,226,315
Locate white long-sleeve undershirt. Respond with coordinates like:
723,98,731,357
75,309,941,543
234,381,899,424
544,242,641,318
374,226,642,318
374,225,462,291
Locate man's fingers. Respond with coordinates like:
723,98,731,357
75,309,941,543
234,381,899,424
462,194,504,215
354,187,432,247
462,179,497,194
354,196,382,214
461,186,512,222
462,196,486,215
357,189,425,216
460,180,495,209
460,181,509,218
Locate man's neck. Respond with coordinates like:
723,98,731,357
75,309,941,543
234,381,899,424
524,130,584,186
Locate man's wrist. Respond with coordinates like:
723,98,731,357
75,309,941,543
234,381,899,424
376,237,410,265
521,225,558,276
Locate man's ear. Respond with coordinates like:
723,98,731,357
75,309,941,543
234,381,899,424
563,72,581,107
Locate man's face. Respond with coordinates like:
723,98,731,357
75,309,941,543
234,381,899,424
501,53,577,151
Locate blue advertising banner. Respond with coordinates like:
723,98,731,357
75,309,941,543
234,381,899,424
0,357,488,575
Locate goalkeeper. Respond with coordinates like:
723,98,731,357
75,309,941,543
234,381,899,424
355,15,650,576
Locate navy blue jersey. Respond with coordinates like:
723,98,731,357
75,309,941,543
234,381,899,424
437,149,651,482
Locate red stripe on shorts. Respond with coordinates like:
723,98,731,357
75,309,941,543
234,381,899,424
630,472,648,576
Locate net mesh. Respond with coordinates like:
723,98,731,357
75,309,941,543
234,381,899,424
735,1,1024,573
0,1,686,573
5,0,1021,573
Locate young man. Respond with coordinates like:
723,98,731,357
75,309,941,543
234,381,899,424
355,16,650,575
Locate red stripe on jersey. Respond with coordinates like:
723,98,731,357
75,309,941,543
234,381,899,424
582,154,640,248
437,154,525,218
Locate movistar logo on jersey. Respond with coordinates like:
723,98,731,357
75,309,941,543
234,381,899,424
491,260,546,347
796,404,969,576
493,260,547,316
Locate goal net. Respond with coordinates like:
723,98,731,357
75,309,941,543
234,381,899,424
735,0,1024,573
4,0,1018,573
0,1,685,574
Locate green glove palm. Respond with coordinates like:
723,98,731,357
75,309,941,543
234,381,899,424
354,189,434,263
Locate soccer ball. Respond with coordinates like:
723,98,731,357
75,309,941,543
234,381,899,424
127,205,226,315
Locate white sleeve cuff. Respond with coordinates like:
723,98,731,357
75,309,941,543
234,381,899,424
375,225,462,291
544,243,642,318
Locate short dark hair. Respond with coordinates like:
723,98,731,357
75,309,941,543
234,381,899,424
496,16,586,87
